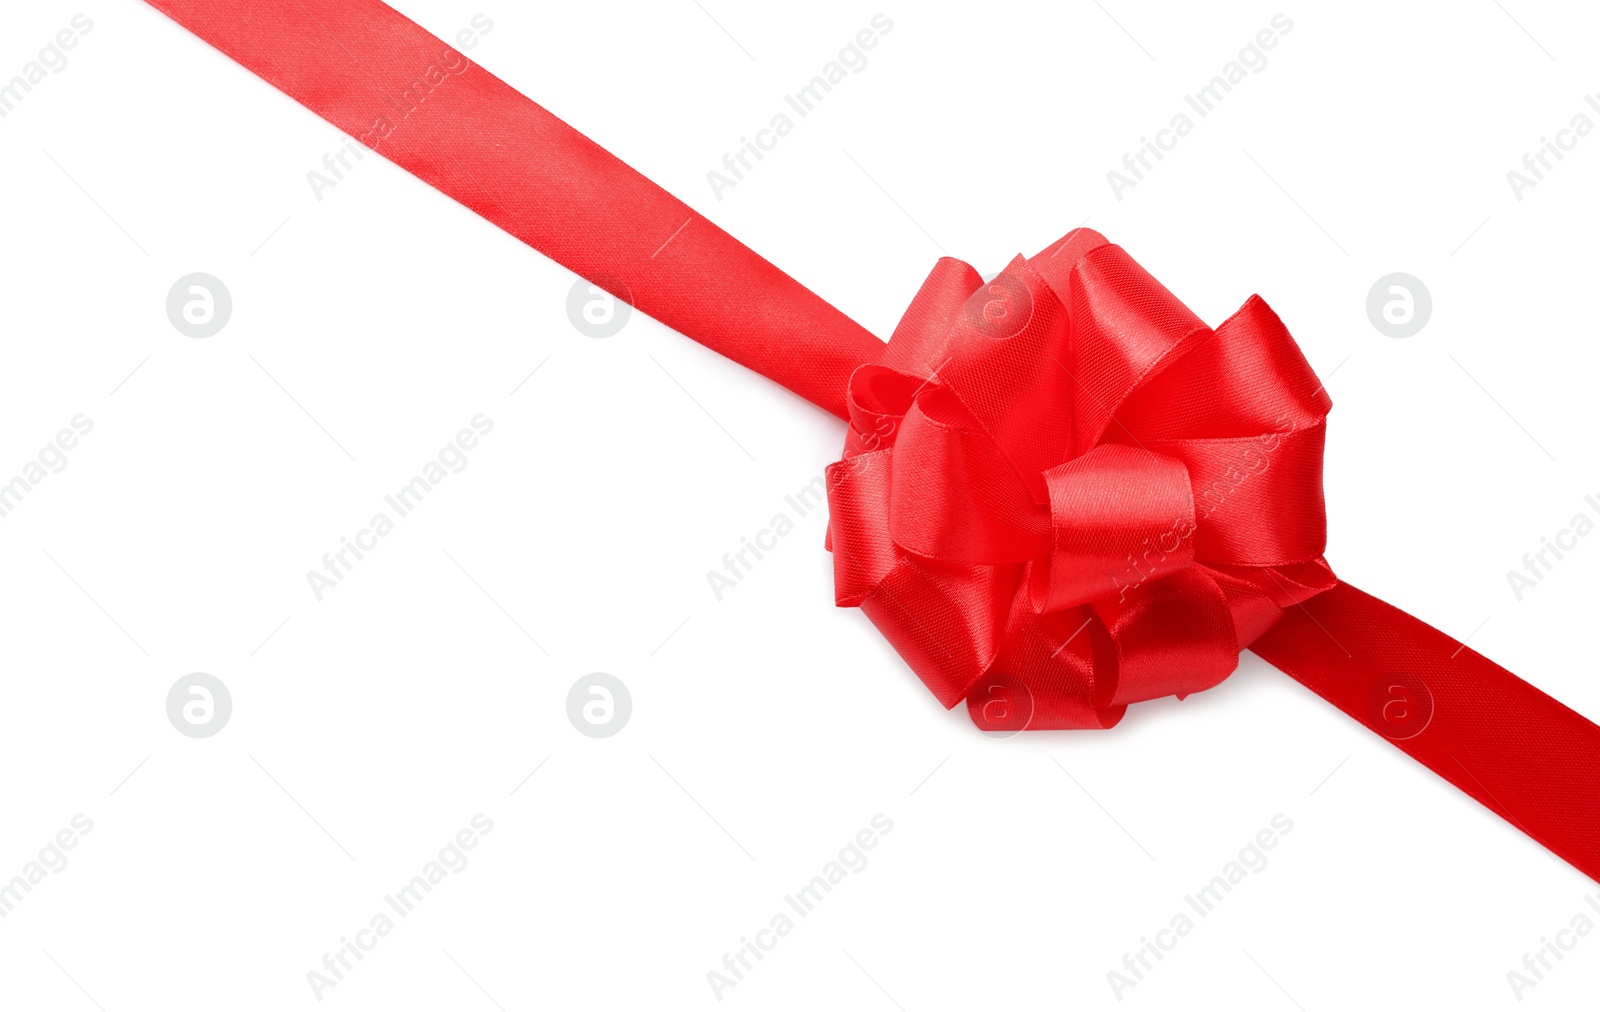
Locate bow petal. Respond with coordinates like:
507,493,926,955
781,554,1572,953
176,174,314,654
1094,568,1239,706
858,558,1018,708
1032,444,1194,613
887,385,1047,564
1146,426,1327,566
878,257,984,379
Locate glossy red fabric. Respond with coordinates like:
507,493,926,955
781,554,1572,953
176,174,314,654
1256,583,1600,883
143,0,1600,883
826,233,1336,728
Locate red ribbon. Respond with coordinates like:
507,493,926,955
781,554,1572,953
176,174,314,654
144,0,1600,883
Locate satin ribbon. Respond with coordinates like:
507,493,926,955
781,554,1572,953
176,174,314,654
143,0,1600,883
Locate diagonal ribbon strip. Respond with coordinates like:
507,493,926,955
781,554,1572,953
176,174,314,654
142,0,881,419
142,0,1600,884
1255,583,1600,883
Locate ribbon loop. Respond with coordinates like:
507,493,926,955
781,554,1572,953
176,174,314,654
1095,568,1239,706
886,385,1048,564
1033,444,1194,614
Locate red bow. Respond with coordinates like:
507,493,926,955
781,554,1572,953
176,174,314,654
827,230,1336,729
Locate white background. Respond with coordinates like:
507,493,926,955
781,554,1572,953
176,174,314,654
1,1,1597,1009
